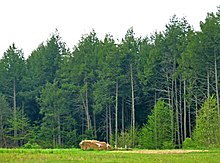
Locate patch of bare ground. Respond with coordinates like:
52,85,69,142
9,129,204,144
111,149,208,154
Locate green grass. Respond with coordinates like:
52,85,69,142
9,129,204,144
0,148,220,163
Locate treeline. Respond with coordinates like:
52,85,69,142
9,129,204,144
1,8,220,149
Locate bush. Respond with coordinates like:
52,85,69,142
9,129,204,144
162,141,174,149
23,142,41,149
182,138,195,149
117,129,138,148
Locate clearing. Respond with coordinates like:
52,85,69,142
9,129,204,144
0,148,219,163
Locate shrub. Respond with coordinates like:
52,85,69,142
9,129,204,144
23,142,40,149
117,128,138,148
182,138,195,149
162,141,174,149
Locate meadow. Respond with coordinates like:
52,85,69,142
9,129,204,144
0,148,220,163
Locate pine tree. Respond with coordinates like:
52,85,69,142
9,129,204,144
193,96,220,148
139,99,173,149
0,94,11,147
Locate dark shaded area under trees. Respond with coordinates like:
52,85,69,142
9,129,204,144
1,7,220,148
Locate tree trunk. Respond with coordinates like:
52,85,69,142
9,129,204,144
188,104,191,137
179,80,183,143
121,97,125,147
53,133,56,148
207,70,210,99
115,81,118,148
154,90,157,148
109,104,112,143
81,106,85,135
93,111,97,138
214,49,220,127
85,85,92,130
183,80,187,140
171,77,175,142
195,95,198,118
80,85,92,131
21,102,24,146
13,78,17,146
167,74,173,143
130,64,135,147
106,105,109,143
175,78,180,148
57,114,61,146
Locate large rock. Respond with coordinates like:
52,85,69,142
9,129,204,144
79,140,112,150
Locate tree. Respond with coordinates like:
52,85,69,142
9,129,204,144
0,94,11,147
139,99,173,149
119,27,140,147
193,96,220,148
7,107,30,147
24,31,66,123
1,43,26,146
199,12,220,126
39,81,77,148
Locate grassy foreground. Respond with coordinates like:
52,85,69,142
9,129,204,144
0,148,219,163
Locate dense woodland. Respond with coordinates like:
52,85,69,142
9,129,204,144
1,8,220,149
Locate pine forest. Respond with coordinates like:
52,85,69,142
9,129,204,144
1,8,220,149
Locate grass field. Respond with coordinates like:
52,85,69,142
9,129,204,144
0,148,220,163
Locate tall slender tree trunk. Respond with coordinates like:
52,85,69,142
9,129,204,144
115,81,118,148
207,70,210,99
183,80,187,140
53,132,56,148
166,74,171,107
130,64,135,147
13,78,17,146
80,85,92,131
195,95,198,118
109,104,112,143
179,80,183,143
81,106,85,135
175,78,180,148
154,90,157,148
21,102,25,146
167,74,173,142
214,49,220,127
106,105,109,143
188,104,191,137
85,85,92,130
93,111,97,138
57,114,61,146
121,97,125,147
171,78,174,110
171,77,175,146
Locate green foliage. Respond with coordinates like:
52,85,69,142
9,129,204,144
117,128,138,148
78,129,95,141
139,99,173,149
39,82,77,148
182,138,196,149
193,96,220,148
1,7,220,149
162,141,174,149
7,108,30,146
0,94,11,147
23,142,40,149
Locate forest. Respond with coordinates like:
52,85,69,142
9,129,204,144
0,8,220,149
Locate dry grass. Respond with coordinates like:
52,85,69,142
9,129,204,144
112,149,209,154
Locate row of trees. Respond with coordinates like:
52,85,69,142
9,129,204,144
0,7,220,148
